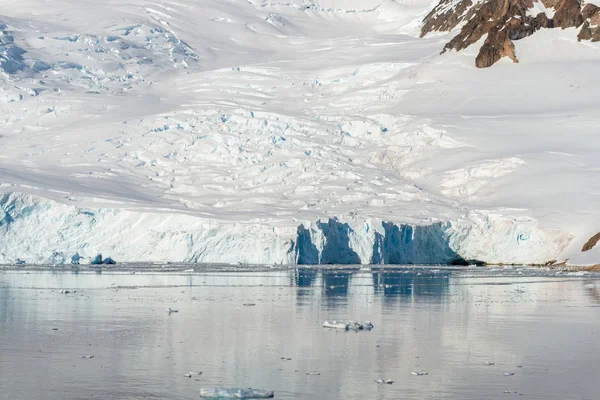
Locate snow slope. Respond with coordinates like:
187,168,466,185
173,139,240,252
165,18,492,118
0,0,599,265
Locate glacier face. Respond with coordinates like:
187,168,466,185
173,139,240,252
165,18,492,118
0,193,571,265
0,0,598,265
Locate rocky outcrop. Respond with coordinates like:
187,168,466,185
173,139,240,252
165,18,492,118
553,0,584,27
578,4,600,41
422,0,597,67
582,231,600,252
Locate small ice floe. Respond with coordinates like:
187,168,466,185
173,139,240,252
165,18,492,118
59,289,75,294
200,387,274,398
374,378,394,384
484,362,495,366
412,371,428,376
306,372,320,375
323,320,374,331
503,372,515,376
184,373,192,378
81,355,94,359
167,308,179,314
184,268,194,272
243,303,256,307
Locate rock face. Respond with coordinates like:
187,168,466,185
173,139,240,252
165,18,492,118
422,0,598,67
578,4,600,41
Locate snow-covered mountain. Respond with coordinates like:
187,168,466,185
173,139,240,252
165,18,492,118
1,0,599,266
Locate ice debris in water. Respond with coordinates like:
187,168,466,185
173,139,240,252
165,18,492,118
103,257,116,265
503,372,515,376
412,371,428,376
484,361,495,365
184,373,192,378
199,387,274,398
323,320,374,331
59,289,75,294
81,355,94,359
374,379,394,384
306,372,320,375
167,308,179,313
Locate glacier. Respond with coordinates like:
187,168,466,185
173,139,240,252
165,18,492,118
0,0,599,266
0,192,570,265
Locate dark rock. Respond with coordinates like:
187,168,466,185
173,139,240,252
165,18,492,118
578,4,600,41
553,0,584,29
422,0,596,67
421,0,475,37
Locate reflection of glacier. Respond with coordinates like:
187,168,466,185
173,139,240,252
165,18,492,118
0,193,571,265
372,270,449,299
291,268,450,301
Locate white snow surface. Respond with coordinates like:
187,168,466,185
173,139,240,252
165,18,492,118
0,0,599,265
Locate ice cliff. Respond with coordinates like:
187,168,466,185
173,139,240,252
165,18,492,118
0,193,571,265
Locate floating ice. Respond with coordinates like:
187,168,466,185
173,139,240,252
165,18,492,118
323,321,374,331
199,387,274,398
412,371,428,376
374,379,394,384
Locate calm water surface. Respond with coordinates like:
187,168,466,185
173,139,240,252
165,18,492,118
0,266,599,400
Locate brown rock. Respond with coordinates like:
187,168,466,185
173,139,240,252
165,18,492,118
582,3,600,18
578,3,600,41
476,27,518,67
553,0,584,28
582,232,600,252
422,0,597,67
421,0,475,37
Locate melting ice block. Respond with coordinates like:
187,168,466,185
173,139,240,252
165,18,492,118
200,387,274,398
323,320,374,331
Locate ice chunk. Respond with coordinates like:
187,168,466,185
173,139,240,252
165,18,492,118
91,254,103,265
411,371,428,376
103,257,116,265
199,387,274,398
323,320,373,331
71,253,81,265
167,308,178,313
374,378,394,384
